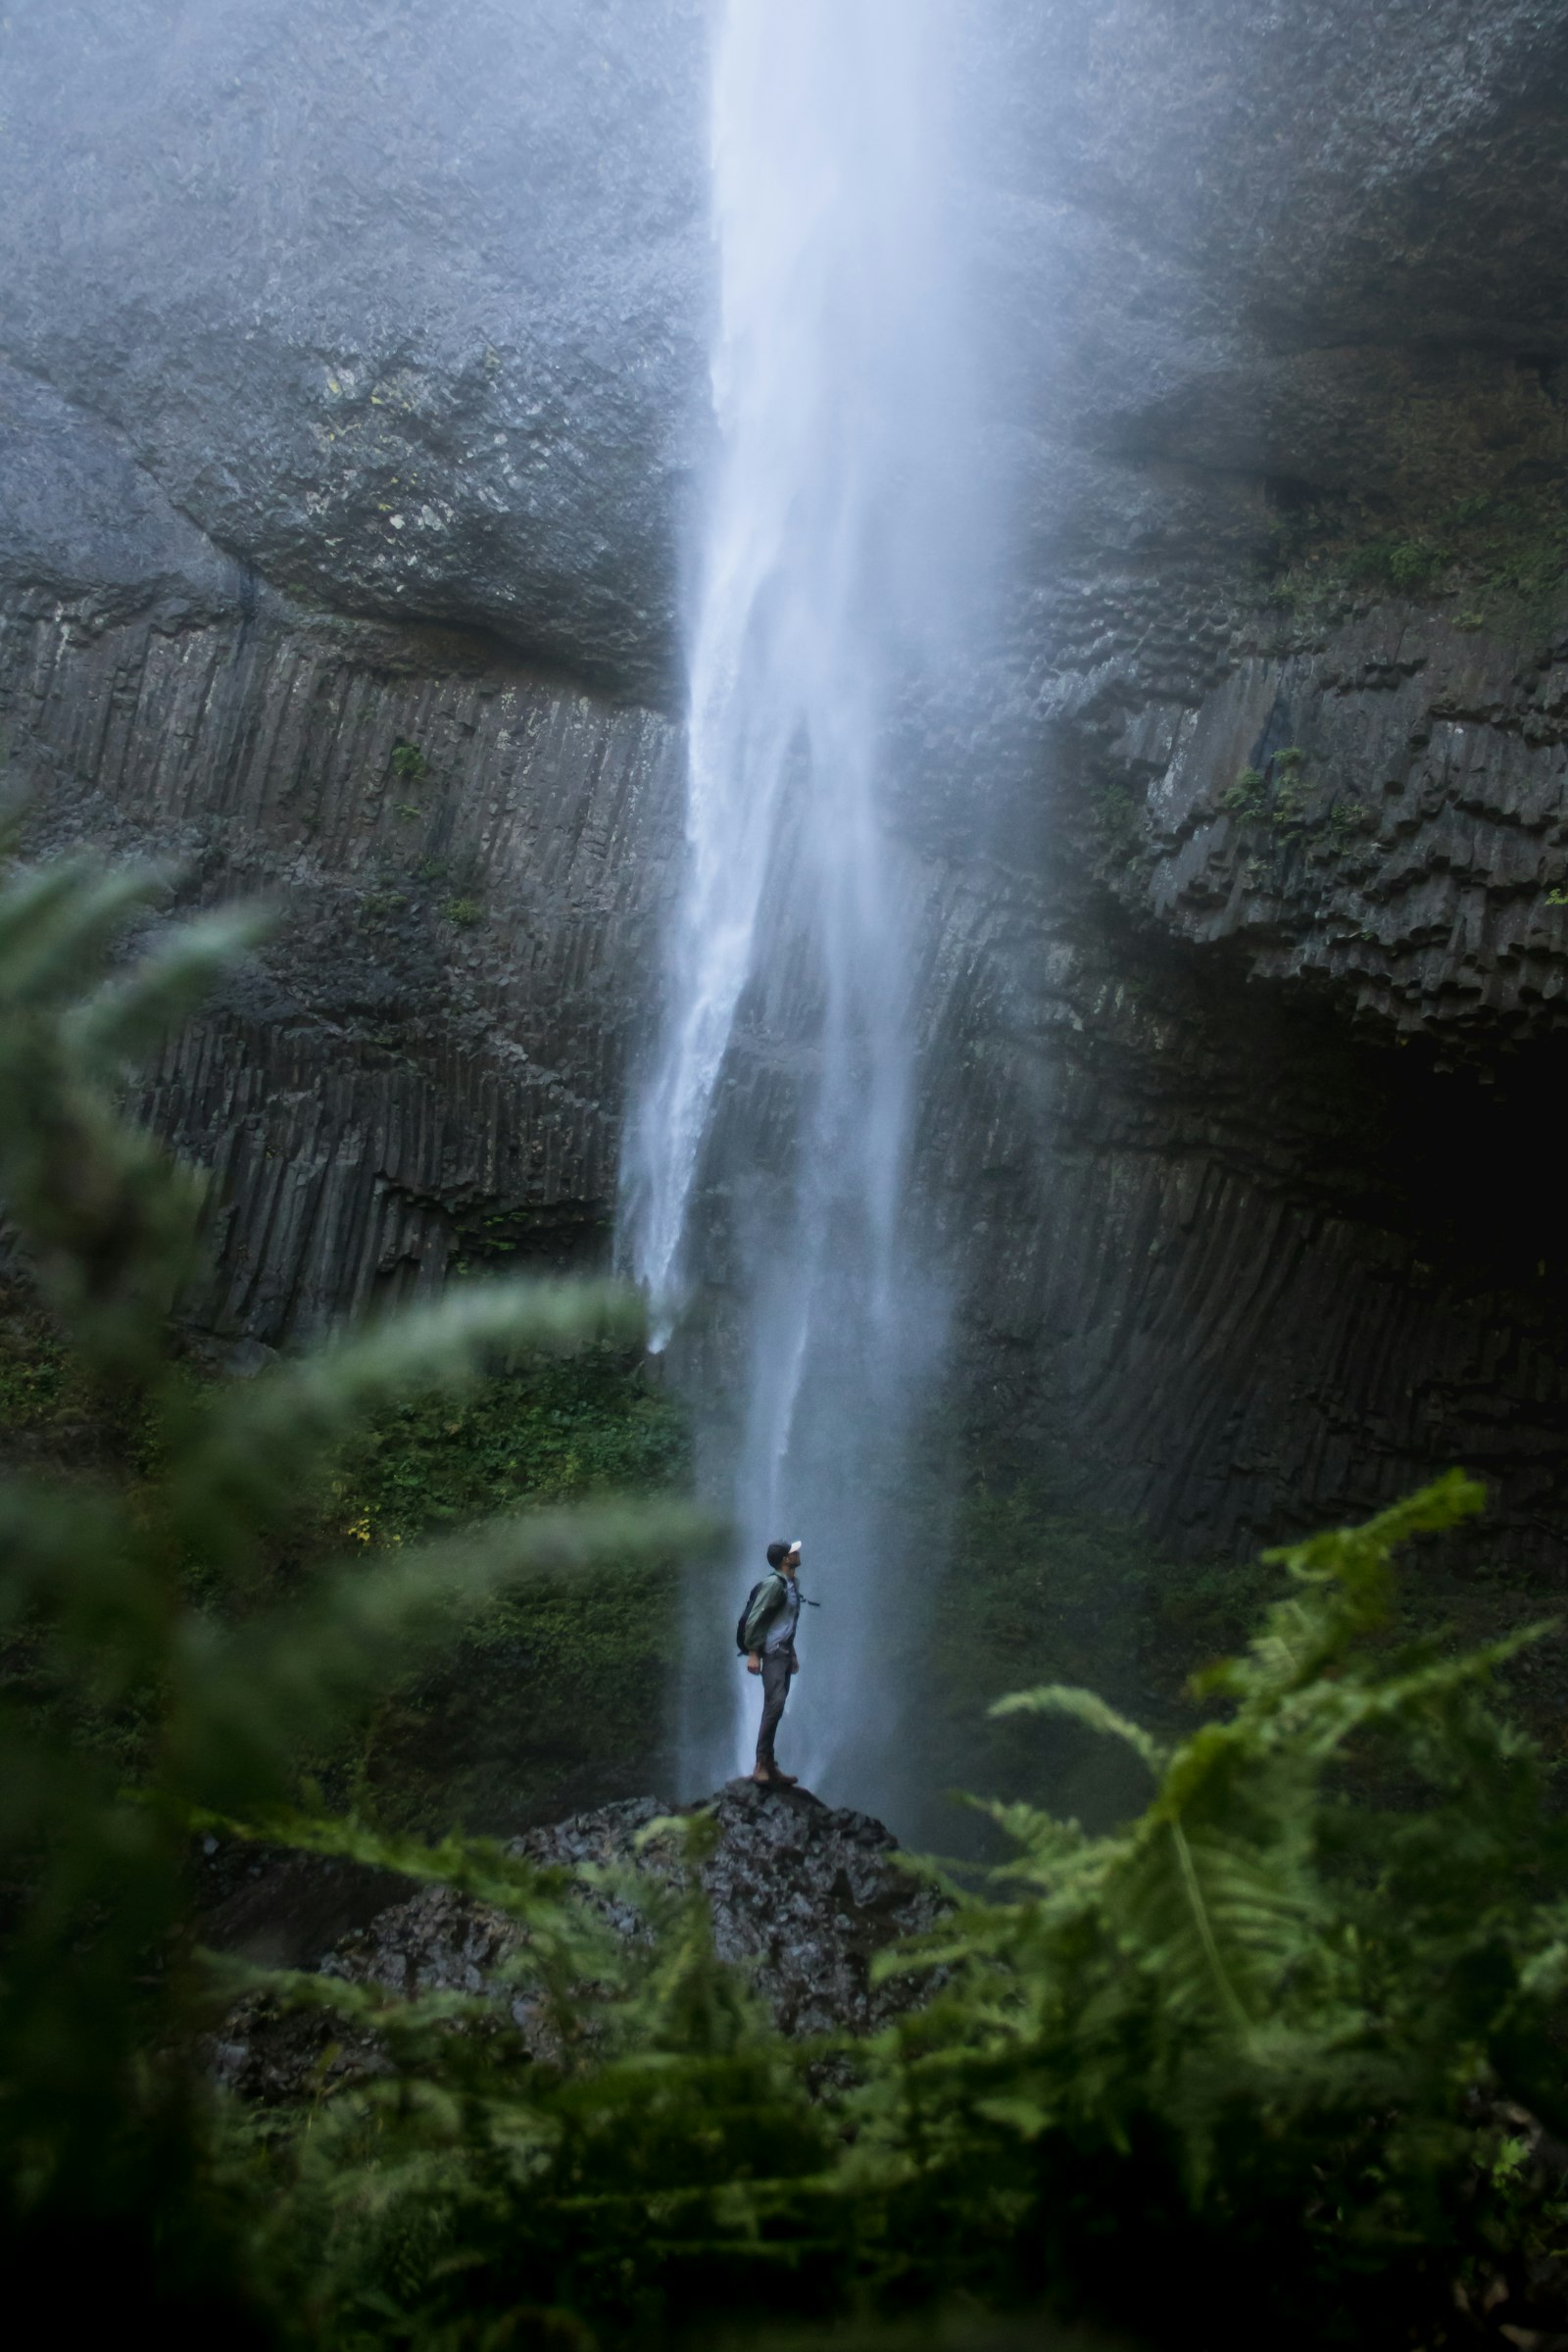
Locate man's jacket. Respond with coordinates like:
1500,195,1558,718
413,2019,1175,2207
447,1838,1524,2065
742,1571,800,1655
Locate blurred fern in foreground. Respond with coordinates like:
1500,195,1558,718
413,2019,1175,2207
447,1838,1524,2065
0,853,708,2328
852,1473,1568,2342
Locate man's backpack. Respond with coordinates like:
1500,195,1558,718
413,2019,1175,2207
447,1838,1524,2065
735,1571,786,1655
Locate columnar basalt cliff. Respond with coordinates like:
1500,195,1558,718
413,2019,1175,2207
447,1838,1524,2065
1093,610,1568,1047
3,574,680,1345
0,363,682,1343
4,0,1568,1563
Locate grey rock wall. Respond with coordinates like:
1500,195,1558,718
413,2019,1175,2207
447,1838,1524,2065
1086,608,1568,1054
6,1,1566,696
5,358,1567,1570
2,564,679,1346
919,858,1568,1565
0,0,707,700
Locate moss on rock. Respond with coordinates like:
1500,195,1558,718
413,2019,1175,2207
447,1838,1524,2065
1262,478,1568,640
324,1347,690,1833
0,1293,691,1834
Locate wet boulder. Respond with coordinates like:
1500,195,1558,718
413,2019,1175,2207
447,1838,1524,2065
209,1782,948,2104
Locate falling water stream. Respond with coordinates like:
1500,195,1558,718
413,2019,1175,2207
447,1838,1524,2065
620,0,974,1818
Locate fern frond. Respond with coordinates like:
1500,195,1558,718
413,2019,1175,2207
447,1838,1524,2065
172,1277,651,1564
1264,1468,1486,1582
1114,1813,1320,2036
0,856,161,1005
202,1953,510,2040
1202,1471,1493,1712
171,1495,712,1805
1168,1819,1251,2034
188,1805,572,1923
64,903,272,1068
1271,1620,1558,1763
989,1684,1167,1778
0,862,238,1376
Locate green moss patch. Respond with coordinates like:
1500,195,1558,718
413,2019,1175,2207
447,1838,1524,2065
323,1347,690,1832
1,1297,690,1835
924,1483,1271,1839
1263,481,1568,636
0,1287,92,1440
334,1345,686,1541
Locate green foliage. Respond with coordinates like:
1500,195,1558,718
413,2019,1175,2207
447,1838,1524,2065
1324,793,1369,846
1219,751,1309,832
1089,780,1143,861
229,1471,1568,2348
440,896,482,928
0,849,709,2322
359,888,409,924
321,1351,690,1829
8,848,1568,2349
1264,481,1568,630
929,1469,1568,1835
0,1290,88,1433
342,1350,686,1543
1351,532,1449,593
925,1484,1281,1842
2,1237,690,1838
389,740,428,785
240,1820,847,2348
1220,764,1266,817
1214,745,1374,869
853,1472,1568,2343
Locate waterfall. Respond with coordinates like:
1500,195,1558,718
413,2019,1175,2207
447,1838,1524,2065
620,0,972,1815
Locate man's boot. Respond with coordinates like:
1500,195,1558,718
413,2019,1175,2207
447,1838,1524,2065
770,1767,799,1786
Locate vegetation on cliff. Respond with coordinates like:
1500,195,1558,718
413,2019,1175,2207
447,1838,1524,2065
0,1246,688,1838
1262,475,1568,639
5,852,1568,2352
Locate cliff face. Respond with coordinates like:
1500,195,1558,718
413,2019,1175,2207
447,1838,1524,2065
1121,612,1568,1044
934,590,1568,1561
0,365,680,1343
3,0,1567,1558
0,0,706,700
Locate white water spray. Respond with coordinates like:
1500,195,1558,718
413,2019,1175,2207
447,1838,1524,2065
620,0,974,1812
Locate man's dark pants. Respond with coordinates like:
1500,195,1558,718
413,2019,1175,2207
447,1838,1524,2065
756,1649,792,1770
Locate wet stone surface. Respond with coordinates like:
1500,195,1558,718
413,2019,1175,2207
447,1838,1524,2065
209,1782,946,2104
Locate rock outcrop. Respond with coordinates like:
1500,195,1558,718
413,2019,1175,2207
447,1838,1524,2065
0,0,706,700
211,1783,946,2102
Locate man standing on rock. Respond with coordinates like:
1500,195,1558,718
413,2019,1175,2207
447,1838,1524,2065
745,1539,802,1786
